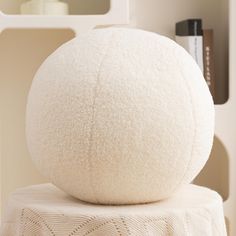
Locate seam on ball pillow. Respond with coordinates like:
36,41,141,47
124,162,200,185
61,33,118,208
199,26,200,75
88,32,115,204
171,49,197,194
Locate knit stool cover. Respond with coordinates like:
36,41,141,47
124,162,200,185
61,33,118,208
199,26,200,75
0,184,227,236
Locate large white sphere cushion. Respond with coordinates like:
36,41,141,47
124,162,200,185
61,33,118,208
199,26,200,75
26,28,214,204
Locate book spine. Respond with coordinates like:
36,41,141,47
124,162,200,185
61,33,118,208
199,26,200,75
175,19,202,36
175,35,204,72
175,19,204,72
203,29,215,100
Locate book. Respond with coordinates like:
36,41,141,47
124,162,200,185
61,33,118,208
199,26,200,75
203,29,215,100
175,19,204,72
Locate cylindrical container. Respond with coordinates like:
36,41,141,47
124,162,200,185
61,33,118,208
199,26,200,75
20,0,69,15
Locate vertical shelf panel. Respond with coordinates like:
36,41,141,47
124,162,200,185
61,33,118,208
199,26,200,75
0,28,75,213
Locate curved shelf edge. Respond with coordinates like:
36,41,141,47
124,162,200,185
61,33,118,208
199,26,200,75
0,0,129,34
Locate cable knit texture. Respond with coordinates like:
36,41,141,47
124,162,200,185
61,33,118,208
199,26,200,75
0,184,226,236
26,28,215,204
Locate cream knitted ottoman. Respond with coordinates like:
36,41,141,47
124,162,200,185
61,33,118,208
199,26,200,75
1,184,226,236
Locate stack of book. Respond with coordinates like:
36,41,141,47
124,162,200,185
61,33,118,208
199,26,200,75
175,19,215,101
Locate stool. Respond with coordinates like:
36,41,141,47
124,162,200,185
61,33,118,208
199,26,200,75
0,184,227,236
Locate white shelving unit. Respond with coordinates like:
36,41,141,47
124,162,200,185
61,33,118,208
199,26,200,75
0,0,234,235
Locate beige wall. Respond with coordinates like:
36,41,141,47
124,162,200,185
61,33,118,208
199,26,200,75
0,0,229,213
0,29,75,213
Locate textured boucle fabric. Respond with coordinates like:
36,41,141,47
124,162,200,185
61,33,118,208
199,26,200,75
0,184,226,236
26,28,215,204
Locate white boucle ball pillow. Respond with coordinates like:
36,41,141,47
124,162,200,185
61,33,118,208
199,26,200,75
26,28,214,204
